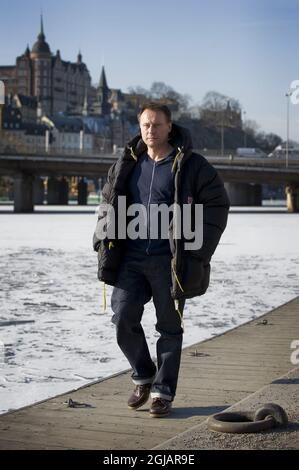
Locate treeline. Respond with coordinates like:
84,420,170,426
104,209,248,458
128,83,282,152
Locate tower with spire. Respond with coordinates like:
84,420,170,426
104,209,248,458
2,15,91,116
30,14,52,58
97,66,111,116
29,14,52,114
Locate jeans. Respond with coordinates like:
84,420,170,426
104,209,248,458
111,250,185,401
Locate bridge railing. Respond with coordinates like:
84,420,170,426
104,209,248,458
1,142,299,168
0,142,121,159
193,150,299,169
204,156,299,169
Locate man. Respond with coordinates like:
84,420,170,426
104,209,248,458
93,103,230,418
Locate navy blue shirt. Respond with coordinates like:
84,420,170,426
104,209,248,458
126,149,176,255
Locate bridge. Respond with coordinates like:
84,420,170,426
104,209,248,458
1,147,299,212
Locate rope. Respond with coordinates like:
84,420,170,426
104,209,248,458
207,403,288,433
103,282,107,312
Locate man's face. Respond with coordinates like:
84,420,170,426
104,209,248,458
139,109,172,149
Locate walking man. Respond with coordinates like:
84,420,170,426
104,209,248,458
93,103,229,417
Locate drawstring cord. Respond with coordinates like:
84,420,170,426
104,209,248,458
171,261,184,293
175,299,185,333
171,147,184,172
103,282,107,312
128,146,137,161
102,241,115,312
171,259,184,292
171,259,185,332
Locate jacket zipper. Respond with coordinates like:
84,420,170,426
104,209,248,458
146,161,156,255
173,158,183,274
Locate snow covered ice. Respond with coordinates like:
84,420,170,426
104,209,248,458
0,204,298,414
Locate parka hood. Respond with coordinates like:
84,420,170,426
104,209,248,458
125,123,194,165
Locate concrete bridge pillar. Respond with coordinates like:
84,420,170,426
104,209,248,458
250,184,262,206
33,177,45,205
59,177,69,205
47,177,60,205
47,177,69,205
78,177,88,205
224,182,262,206
285,184,299,213
14,173,34,213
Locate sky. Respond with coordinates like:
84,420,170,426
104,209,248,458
1,0,299,141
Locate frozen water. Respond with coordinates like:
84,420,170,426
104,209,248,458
0,205,298,414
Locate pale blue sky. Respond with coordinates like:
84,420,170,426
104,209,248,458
1,0,298,140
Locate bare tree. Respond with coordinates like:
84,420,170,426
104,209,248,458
201,91,241,112
243,119,259,136
255,131,282,151
149,82,191,110
128,81,191,111
150,82,173,99
127,86,151,97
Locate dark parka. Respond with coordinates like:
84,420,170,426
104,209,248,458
93,123,230,300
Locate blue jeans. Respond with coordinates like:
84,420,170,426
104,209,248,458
111,251,185,401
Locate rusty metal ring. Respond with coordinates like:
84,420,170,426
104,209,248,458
254,403,288,426
207,403,288,434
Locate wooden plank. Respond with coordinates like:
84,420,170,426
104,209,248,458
0,412,187,433
0,296,298,450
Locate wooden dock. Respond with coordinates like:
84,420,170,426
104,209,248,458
0,296,298,450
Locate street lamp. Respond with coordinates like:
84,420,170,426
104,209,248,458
220,112,224,157
242,109,247,147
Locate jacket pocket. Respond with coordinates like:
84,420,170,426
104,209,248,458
98,239,123,276
181,253,210,298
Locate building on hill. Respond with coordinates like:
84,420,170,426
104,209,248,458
0,15,91,116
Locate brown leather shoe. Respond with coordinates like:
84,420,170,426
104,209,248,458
149,398,172,418
127,384,152,410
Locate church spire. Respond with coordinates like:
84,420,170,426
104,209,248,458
31,14,51,56
97,66,110,116
41,14,44,35
99,66,108,89
39,13,45,40
25,44,30,56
